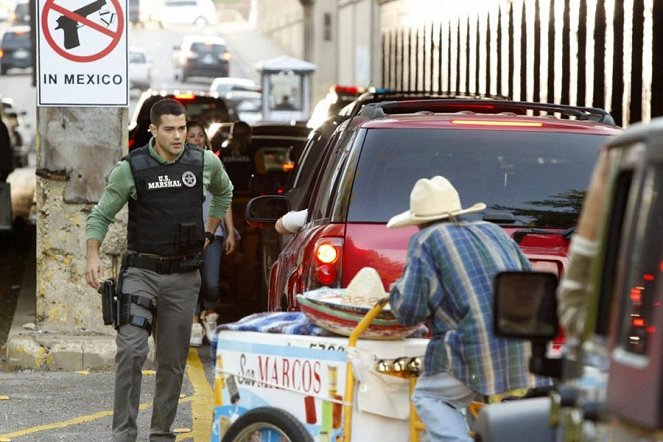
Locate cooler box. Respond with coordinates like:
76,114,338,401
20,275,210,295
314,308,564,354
211,329,428,441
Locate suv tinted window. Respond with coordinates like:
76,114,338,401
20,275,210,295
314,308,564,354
2,30,30,48
348,129,611,227
190,42,225,55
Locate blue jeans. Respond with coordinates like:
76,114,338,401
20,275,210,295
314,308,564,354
412,372,475,442
198,235,224,312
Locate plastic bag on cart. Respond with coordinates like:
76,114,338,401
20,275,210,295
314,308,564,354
349,347,410,420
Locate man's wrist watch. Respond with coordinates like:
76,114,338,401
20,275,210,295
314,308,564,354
205,232,215,242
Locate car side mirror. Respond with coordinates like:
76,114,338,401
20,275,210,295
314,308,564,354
245,195,290,227
494,271,559,340
494,271,562,379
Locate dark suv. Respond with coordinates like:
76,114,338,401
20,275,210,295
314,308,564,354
128,89,234,150
172,35,231,82
248,99,622,311
0,25,31,75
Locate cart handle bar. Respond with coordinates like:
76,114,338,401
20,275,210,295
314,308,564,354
342,296,390,441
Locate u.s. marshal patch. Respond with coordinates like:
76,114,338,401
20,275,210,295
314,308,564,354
182,171,197,187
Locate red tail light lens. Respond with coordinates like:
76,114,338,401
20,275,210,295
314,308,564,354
316,265,337,286
309,238,343,288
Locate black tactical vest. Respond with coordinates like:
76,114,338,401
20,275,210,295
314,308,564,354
126,145,204,256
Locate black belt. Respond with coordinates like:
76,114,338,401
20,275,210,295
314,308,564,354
123,252,203,274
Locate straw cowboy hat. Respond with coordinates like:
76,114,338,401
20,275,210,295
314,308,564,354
387,176,486,229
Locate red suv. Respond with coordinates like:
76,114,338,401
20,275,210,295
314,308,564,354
247,99,622,311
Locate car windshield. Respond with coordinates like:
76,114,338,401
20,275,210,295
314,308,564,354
348,129,612,228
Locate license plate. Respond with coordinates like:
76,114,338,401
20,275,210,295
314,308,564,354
202,55,214,64
14,49,28,59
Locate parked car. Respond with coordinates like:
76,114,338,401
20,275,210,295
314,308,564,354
0,25,31,75
209,77,258,96
245,123,311,294
155,0,218,27
247,99,622,312
10,0,29,25
128,47,152,92
209,77,262,123
1,97,31,167
128,89,234,150
172,35,230,82
307,84,365,129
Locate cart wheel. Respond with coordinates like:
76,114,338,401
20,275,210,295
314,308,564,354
221,407,313,442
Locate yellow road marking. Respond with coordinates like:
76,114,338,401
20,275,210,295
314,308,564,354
177,347,213,441
0,402,158,439
0,349,209,440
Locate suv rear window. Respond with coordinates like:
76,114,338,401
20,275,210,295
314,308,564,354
348,129,611,228
2,30,29,48
190,42,225,55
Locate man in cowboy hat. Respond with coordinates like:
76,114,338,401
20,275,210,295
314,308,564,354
387,176,550,442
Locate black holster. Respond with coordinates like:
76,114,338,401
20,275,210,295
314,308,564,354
98,278,118,326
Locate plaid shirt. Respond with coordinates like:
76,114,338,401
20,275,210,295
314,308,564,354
390,220,546,396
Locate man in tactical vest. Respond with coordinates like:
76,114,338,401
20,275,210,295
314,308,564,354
84,98,233,442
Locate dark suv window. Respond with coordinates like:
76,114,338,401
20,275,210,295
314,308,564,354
190,42,225,56
347,129,611,228
1,30,30,48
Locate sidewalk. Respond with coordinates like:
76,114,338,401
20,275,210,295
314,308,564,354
5,240,121,371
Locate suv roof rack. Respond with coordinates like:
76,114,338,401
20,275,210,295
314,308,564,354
341,91,510,117
356,99,616,126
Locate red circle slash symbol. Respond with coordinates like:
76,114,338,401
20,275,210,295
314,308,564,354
42,0,124,63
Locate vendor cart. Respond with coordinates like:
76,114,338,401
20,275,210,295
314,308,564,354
211,301,428,442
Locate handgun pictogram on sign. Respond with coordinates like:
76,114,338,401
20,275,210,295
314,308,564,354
41,0,124,62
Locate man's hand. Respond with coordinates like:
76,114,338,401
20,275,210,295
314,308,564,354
85,239,102,290
224,231,236,255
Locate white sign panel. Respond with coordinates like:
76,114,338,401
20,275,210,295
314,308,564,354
36,0,128,106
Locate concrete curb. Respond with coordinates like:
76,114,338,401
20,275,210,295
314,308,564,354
4,244,155,371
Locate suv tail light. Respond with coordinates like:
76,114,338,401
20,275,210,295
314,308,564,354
308,238,343,289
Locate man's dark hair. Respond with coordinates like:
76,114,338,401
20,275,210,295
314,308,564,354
150,98,186,126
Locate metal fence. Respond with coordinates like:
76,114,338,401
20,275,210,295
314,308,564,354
381,0,663,127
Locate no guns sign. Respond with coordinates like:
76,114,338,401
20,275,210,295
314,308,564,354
37,0,128,106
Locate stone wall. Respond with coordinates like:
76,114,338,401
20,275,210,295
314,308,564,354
36,107,127,335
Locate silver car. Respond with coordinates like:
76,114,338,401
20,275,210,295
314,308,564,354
128,47,152,92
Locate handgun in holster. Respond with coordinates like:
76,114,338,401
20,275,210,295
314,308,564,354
98,278,117,326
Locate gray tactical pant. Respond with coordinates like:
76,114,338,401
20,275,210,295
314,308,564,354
112,266,200,442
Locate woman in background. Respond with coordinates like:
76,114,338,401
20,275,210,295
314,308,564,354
186,121,237,346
